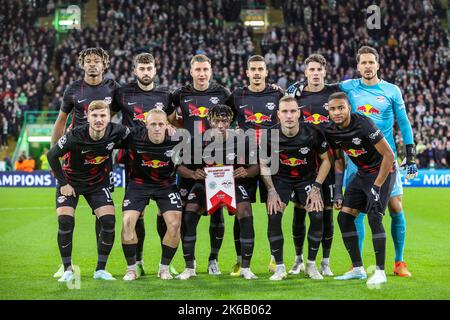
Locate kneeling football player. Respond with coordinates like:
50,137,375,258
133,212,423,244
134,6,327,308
120,109,183,280
176,104,260,280
324,92,395,286
260,96,331,281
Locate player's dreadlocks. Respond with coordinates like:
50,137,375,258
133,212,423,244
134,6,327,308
207,104,234,123
78,47,110,72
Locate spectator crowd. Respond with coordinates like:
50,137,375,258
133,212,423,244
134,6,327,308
0,0,56,139
0,0,448,169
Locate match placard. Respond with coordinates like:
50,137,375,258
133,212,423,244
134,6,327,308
204,166,237,215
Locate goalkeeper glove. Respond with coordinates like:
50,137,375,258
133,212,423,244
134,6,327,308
400,144,418,180
286,80,307,97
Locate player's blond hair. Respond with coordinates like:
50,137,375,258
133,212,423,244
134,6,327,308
78,47,110,72
279,95,298,106
190,54,211,67
146,108,168,123
88,100,110,112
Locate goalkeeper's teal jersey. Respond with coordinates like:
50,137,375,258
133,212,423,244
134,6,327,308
339,78,414,158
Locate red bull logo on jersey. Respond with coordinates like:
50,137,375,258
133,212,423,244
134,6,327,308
245,112,271,124
357,104,380,116
343,148,367,157
141,159,169,168
304,113,329,125
188,104,209,118
280,157,308,166
133,111,149,122
84,155,110,165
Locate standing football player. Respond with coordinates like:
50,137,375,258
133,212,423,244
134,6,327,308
47,101,130,282
261,96,331,281
119,109,182,281
284,53,340,276
172,54,231,275
324,92,396,285
51,47,120,278
339,46,417,277
112,52,177,277
227,55,283,276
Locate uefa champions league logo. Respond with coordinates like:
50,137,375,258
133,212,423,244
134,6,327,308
113,171,122,187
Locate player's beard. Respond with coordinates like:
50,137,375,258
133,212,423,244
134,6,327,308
362,70,376,81
137,74,155,87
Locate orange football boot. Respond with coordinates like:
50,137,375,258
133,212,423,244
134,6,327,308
394,261,412,277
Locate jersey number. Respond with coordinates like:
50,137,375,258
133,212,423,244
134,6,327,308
329,184,335,200
238,185,248,197
102,188,113,202
168,193,181,204
109,172,114,186
304,185,312,194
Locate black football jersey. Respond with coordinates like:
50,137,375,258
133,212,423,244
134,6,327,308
112,83,174,128
61,78,120,127
48,123,130,193
172,82,230,136
121,127,180,187
228,85,283,132
266,124,329,182
297,84,340,130
324,113,387,173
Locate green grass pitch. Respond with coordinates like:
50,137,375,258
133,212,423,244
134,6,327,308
0,187,449,300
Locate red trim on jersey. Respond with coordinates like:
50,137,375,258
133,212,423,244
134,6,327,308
118,149,126,164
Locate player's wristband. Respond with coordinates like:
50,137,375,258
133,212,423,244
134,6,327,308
405,144,416,164
313,181,322,189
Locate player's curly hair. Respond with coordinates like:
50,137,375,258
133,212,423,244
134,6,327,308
207,104,234,123
78,47,110,72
